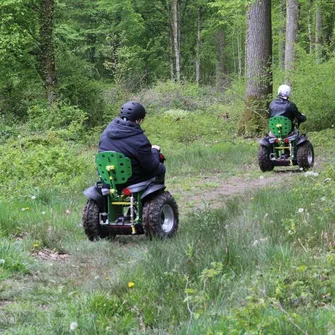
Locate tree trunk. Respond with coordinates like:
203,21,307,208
308,0,314,54
169,23,175,81
239,0,272,136
237,29,243,78
315,3,323,63
279,0,286,69
215,30,225,90
172,0,180,82
196,7,201,84
39,0,57,104
232,29,236,74
285,0,299,77
324,0,335,49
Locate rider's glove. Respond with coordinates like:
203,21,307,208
159,153,166,163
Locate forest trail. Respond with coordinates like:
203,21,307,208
171,169,299,214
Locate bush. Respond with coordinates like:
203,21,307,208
27,102,87,130
290,52,335,131
0,132,94,198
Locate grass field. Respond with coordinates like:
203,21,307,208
0,114,335,334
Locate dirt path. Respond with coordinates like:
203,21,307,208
171,169,299,213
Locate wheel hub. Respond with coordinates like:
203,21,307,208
160,204,175,232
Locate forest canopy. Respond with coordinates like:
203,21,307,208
0,0,334,133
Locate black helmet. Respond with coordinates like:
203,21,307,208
119,101,146,121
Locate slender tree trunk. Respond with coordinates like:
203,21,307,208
169,24,175,81
308,0,314,54
239,0,272,136
315,3,323,63
196,7,201,84
237,29,243,78
232,29,237,74
39,0,57,104
279,0,286,69
285,0,299,77
172,0,180,82
215,30,225,90
324,0,335,49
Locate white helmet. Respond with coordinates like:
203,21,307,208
278,84,291,99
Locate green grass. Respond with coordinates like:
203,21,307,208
1,164,335,334
0,104,335,333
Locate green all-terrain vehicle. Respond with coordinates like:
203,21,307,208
258,116,314,172
82,151,179,241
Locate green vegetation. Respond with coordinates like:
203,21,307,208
0,79,334,334
1,0,334,332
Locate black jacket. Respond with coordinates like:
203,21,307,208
269,98,306,125
98,118,165,185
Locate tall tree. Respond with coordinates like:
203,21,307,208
279,0,286,69
308,0,314,54
285,0,299,77
315,1,323,63
196,6,202,84
38,0,57,104
215,30,225,89
172,0,181,82
239,0,272,135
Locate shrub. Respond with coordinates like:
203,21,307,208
0,132,93,198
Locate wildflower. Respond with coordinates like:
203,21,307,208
259,176,264,180
250,197,254,200
70,322,78,331
253,237,268,247
304,171,319,177
34,243,39,248
0,259,5,265
321,196,326,202
21,208,26,211
128,281,135,288
65,209,71,215
298,208,304,213
42,211,46,215
31,196,36,200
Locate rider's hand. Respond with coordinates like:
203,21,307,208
152,145,161,152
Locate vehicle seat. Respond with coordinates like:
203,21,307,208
95,151,132,194
268,116,293,137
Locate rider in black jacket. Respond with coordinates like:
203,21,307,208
269,85,306,131
99,101,165,186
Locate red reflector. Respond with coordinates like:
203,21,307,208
123,188,131,196
284,138,290,143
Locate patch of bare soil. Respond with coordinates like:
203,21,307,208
33,249,70,261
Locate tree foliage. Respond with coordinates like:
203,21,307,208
0,0,334,131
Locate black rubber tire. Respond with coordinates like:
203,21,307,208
258,145,274,172
297,140,314,170
143,191,179,239
82,199,108,241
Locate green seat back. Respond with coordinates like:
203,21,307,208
268,116,292,137
96,151,132,187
